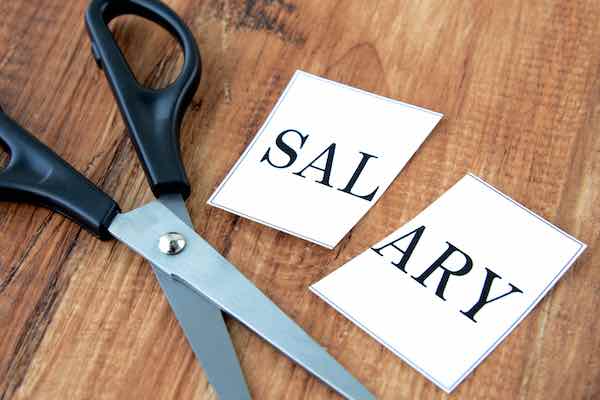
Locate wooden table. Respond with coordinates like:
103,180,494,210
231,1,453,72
1,1,598,399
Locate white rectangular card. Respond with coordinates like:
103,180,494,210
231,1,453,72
208,70,442,248
311,174,586,392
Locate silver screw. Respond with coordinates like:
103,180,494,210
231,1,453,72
158,232,187,255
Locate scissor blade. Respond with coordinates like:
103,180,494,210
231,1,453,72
108,200,374,400
152,194,250,400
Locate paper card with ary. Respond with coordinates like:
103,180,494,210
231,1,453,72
311,174,587,392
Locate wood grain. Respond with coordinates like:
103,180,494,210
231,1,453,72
1,0,599,399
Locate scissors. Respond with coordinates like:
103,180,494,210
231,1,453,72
0,0,374,399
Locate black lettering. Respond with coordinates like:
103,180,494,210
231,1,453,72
460,268,523,322
260,129,308,169
411,242,472,301
338,152,380,201
371,226,425,272
293,143,336,187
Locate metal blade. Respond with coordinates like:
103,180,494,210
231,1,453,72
151,194,250,400
108,200,374,400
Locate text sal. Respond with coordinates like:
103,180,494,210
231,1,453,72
260,129,380,201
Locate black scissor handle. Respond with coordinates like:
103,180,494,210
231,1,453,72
86,0,201,199
0,106,120,240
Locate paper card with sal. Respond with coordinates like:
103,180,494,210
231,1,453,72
311,174,586,392
208,70,442,249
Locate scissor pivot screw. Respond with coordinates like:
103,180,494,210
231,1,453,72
158,232,186,255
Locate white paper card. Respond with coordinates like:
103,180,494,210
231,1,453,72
208,70,442,249
311,174,586,392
